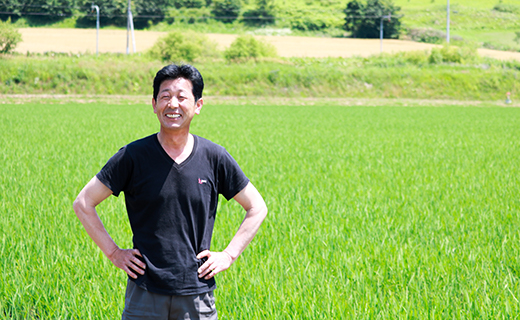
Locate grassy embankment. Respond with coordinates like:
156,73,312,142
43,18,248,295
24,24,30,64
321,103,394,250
1,51,519,101
1,102,520,318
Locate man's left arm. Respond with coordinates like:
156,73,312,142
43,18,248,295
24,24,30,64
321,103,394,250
197,181,268,280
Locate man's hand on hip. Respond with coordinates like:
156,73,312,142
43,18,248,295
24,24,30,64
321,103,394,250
196,250,234,280
108,248,146,279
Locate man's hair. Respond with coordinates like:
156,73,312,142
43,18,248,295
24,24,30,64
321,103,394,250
153,64,204,102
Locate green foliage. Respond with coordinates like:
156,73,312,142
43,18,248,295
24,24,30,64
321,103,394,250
493,3,520,14
1,52,518,100
0,19,22,54
211,0,241,23
0,0,22,21
515,31,520,44
242,0,276,26
165,7,212,24
79,0,170,29
173,0,206,9
272,4,344,32
428,44,480,64
408,28,445,44
3,0,76,24
76,0,128,27
344,0,402,38
133,0,172,28
224,35,277,61
148,30,220,62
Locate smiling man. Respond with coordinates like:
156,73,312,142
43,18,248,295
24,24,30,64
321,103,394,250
73,64,267,320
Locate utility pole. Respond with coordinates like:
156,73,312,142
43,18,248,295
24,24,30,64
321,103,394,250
126,0,136,54
446,0,450,44
91,4,99,56
380,14,391,53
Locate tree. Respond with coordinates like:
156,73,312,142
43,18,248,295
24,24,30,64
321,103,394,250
343,0,401,39
76,0,128,28
0,0,25,21
77,0,171,29
1,0,77,24
133,0,171,28
211,0,241,23
0,19,22,54
172,0,206,9
242,0,276,26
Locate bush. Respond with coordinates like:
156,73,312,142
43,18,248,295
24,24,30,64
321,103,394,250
408,28,445,44
211,0,241,24
493,3,520,14
148,30,220,62
428,45,479,64
290,15,332,31
399,50,429,65
0,19,21,54
407,28,464,44
224,35,277,61
344,0,402,39
279,6,340,32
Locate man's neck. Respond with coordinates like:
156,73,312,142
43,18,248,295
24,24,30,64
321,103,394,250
157,130,194,164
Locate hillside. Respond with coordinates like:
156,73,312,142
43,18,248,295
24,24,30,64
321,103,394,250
265,0,520,51
6,0,520,52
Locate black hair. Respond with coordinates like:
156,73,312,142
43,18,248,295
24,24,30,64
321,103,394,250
153,64,204,102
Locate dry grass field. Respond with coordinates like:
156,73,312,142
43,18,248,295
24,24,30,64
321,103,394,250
15,28,520,61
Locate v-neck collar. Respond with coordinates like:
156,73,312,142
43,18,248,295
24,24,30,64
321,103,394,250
153,133,198,168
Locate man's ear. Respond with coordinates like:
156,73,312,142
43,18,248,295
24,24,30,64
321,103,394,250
194,98,203,115
152,98,157,114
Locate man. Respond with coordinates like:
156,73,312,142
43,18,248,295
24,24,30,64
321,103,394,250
73,64,268,319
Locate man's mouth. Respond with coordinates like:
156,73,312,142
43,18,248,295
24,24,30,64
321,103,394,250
166,114,181,119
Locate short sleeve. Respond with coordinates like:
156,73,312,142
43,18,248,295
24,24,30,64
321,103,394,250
96,146,133,197
218,150,249,201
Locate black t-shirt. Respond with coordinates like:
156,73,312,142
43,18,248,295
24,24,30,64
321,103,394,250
96,134,249,295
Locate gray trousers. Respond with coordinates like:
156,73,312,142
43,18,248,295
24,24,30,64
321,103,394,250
122,279,218,320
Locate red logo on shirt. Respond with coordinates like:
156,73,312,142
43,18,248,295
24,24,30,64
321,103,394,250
198,178,207,184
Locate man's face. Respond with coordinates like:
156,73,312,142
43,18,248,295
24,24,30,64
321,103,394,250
152,78,203,132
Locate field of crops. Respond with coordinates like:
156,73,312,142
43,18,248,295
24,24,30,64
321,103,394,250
1,101,520,318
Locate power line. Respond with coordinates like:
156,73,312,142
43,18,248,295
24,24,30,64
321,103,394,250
0,3,452,16
0,9,404,20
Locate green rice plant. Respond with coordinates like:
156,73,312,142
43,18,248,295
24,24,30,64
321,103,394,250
1,102,520,318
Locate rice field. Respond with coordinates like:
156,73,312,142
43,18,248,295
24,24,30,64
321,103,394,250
1,101,520,319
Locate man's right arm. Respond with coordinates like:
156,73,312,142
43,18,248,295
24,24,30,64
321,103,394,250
73,176,146,279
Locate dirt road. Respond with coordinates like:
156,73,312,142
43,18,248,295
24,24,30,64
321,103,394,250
15,28,520,61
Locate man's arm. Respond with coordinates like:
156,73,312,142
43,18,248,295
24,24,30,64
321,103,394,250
197,181,268,280
73,176,146,279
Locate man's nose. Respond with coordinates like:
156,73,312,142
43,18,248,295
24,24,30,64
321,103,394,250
168,97,179,107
